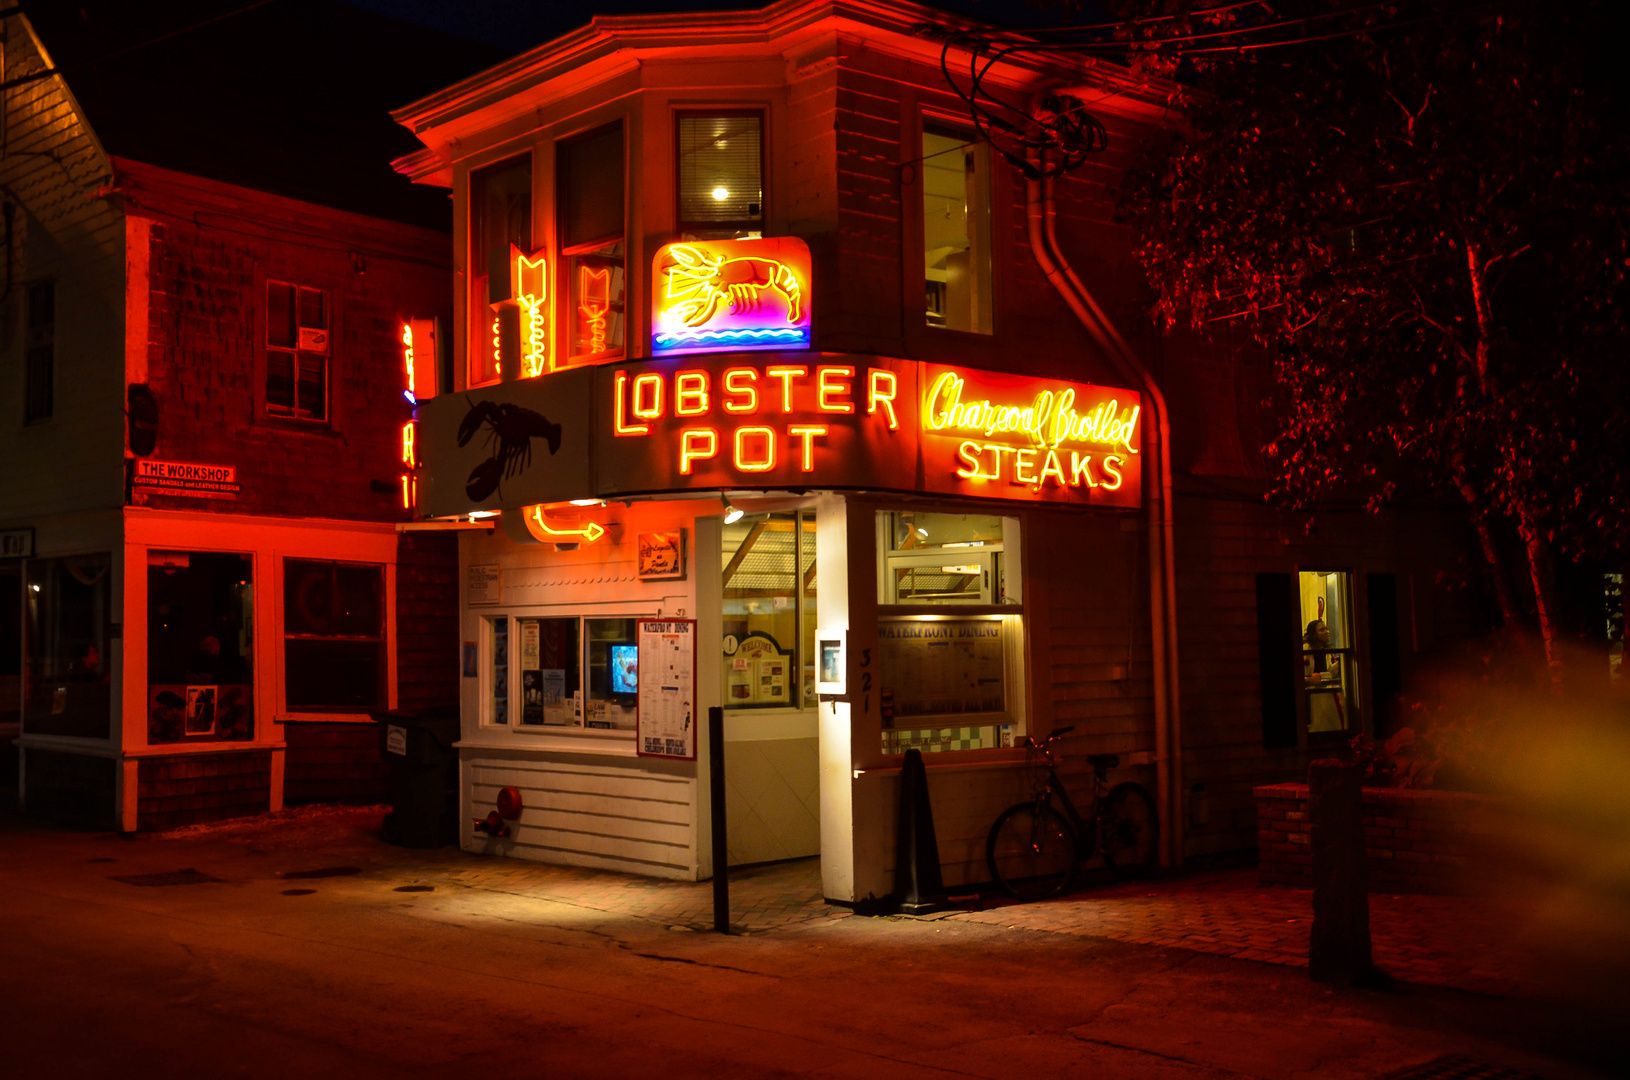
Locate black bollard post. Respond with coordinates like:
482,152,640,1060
1308,758,1374,984
894,748,947,914
709,706,729,934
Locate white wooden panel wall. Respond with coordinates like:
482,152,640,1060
465,753,699,880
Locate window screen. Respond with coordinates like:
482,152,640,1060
677,114,763,236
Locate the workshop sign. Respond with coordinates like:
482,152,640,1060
133,459,240,498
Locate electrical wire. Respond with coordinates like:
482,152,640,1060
927,2,1486,182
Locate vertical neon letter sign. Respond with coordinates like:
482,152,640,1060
514,248,548,377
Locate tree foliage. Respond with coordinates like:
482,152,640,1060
1115,0,1629,659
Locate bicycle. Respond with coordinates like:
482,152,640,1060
985,725,1160,901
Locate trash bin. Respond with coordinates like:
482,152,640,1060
374,705,461,848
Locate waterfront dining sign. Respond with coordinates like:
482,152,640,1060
415,352,1141,516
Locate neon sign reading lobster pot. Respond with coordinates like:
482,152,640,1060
651,237,812,357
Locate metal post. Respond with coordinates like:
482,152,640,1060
709,705,729,933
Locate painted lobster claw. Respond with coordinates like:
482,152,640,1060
457,400,500,448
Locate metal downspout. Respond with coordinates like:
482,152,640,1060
1025,151,1184,871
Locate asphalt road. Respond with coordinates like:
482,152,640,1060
0,807,1620,1079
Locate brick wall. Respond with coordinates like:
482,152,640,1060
117,158,451,524
396,530,459,713
283,724,386,805
1256,782,1497,894
136,749,272,831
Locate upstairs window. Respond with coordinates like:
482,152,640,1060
922,125,993,334
559,123,626,363
266,280,329,422
677,113,763,239
469,154,533,387
25,281,54,423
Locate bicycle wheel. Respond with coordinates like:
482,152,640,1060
987,801,1078,901
1098,782,1159,878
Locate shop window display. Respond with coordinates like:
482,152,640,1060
499,616,638,731
148,552,253,743
721,511,816,709
877,512,1025,754
1299,570,1358,737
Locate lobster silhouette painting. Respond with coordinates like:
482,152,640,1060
457,400,563,502
663,244,804,327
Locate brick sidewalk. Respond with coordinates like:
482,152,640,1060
436,851,1547,998
440,855,851,935
951,869,1553,997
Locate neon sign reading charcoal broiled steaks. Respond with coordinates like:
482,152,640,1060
599,356,1142,508
651,237,812,357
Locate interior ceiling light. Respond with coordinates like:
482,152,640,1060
468,510,499,519
723,496,744,524
711,186,729,201
569,499,602,506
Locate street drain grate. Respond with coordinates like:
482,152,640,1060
279,866,361,880
281,888,317,896
394,885,434,893
110,869,223,887
1384,1056,1542,1080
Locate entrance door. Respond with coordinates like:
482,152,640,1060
720,511,820,865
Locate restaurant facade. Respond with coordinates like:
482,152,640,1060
390,0,1481,903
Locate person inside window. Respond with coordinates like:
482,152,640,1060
1303,619,1345,732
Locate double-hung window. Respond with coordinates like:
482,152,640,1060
677,112,763,240
266,280,329,421
1298,570,1359,737
921,125,993,334
558,123,626,363
469,155,533,386
284,559,385,712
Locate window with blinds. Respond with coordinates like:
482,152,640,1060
677,113,763,238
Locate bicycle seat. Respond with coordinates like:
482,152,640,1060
1085,753,1120,771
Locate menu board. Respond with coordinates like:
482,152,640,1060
878,617,1005,723
637,619,697,759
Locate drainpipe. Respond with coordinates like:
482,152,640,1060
1026,132,1183,871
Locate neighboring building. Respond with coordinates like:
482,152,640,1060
0,9,484,829
388,0,1485,902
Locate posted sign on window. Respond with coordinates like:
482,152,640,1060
636,619,697,760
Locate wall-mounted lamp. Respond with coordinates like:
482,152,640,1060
723,496,744,525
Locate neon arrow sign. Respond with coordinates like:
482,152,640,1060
526,505,604,544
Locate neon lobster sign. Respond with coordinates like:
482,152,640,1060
651,236,812,357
